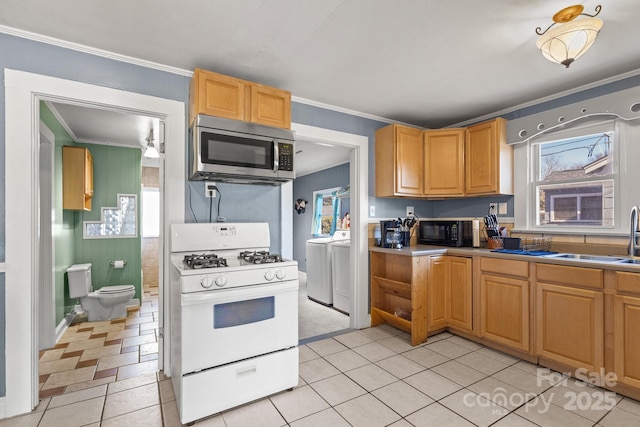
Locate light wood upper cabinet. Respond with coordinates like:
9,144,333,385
249,84,292,129
63,146,93,211
190,68,291,129
424,128,465,196
465,117,513,195
375,124,424,197
535,264,604,373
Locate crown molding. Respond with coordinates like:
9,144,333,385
0,25,193,77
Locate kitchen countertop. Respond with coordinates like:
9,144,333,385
369,244,640,272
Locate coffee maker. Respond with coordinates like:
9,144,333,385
379,220,403,248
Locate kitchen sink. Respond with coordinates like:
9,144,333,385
616,258,640,264
543,253,627,263
542,253,640,264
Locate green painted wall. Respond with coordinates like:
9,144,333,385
73,143,142,301
40,102,143,324
40,102,76,324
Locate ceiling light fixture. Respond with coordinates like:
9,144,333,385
535,4,603,68
143,128,159,158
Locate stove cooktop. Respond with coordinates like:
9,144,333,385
180,251,287,270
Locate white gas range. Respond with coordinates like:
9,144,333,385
169,223,299,425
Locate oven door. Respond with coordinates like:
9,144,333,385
180,280,298,374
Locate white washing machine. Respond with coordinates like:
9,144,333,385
305,230,350,305
331,239,350,314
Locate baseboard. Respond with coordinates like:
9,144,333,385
0,396,6,419
55,316,70,344
126,298,141,308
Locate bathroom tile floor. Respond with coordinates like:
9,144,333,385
38,287,160,400
4,291,640,426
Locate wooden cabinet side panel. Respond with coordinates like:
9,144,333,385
375,125,396,197
423,129,465,195
480,274,529,351
410,257,429,345
536,283,604,372
614,295,640,388
249,84,291,129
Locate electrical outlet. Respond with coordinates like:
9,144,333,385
498,202,507,215
205,182,217,198
488,202,497,214
370,205,375,217
406,206,414,216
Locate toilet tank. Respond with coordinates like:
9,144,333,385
67,263,92,298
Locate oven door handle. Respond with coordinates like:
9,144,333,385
181,280,298,307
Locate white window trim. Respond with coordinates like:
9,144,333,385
311,186,342,237
514,118,640,236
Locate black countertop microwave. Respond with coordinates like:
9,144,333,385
417,220,474,247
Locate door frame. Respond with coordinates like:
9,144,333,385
289,124,370,329
38,121,56,350
4,69,185,417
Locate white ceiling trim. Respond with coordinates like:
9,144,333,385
451,67,640,128
291,95,412,126
45,101,78,140
0,24,192,77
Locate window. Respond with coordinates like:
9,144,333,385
311,187,341,236
530,125,616,230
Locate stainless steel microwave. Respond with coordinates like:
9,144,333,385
417,220,475,247
189,114,295,184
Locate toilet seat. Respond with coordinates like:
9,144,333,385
95,285,134,295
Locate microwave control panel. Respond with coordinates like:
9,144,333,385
278,143,294,171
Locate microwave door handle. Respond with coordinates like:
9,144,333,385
272,141,279,173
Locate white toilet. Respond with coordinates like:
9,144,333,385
67,263,135,321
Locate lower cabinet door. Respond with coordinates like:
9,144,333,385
536,283,603,372
614,295,640,388
448,256,472,331
480,274,529,351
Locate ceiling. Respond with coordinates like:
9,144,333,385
5,1,640,173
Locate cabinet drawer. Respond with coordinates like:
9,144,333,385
616,271,640,295
536,264,603,290
480,257,528,278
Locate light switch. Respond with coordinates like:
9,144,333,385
498,202,507,215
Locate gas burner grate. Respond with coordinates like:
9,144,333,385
183,254,228,269
238,250,283,264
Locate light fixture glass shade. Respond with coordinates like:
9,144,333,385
536,17,603,67
144,141,159,158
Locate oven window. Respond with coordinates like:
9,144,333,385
213,296,275,328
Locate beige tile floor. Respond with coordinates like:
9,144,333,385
4,288,640,425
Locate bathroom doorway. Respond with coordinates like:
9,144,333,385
4,69,185,416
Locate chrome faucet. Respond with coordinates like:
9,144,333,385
630,206,640,257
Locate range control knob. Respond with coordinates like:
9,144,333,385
265,270,274,281
275,269,286,280
201,277,214,289
215,275,227,287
